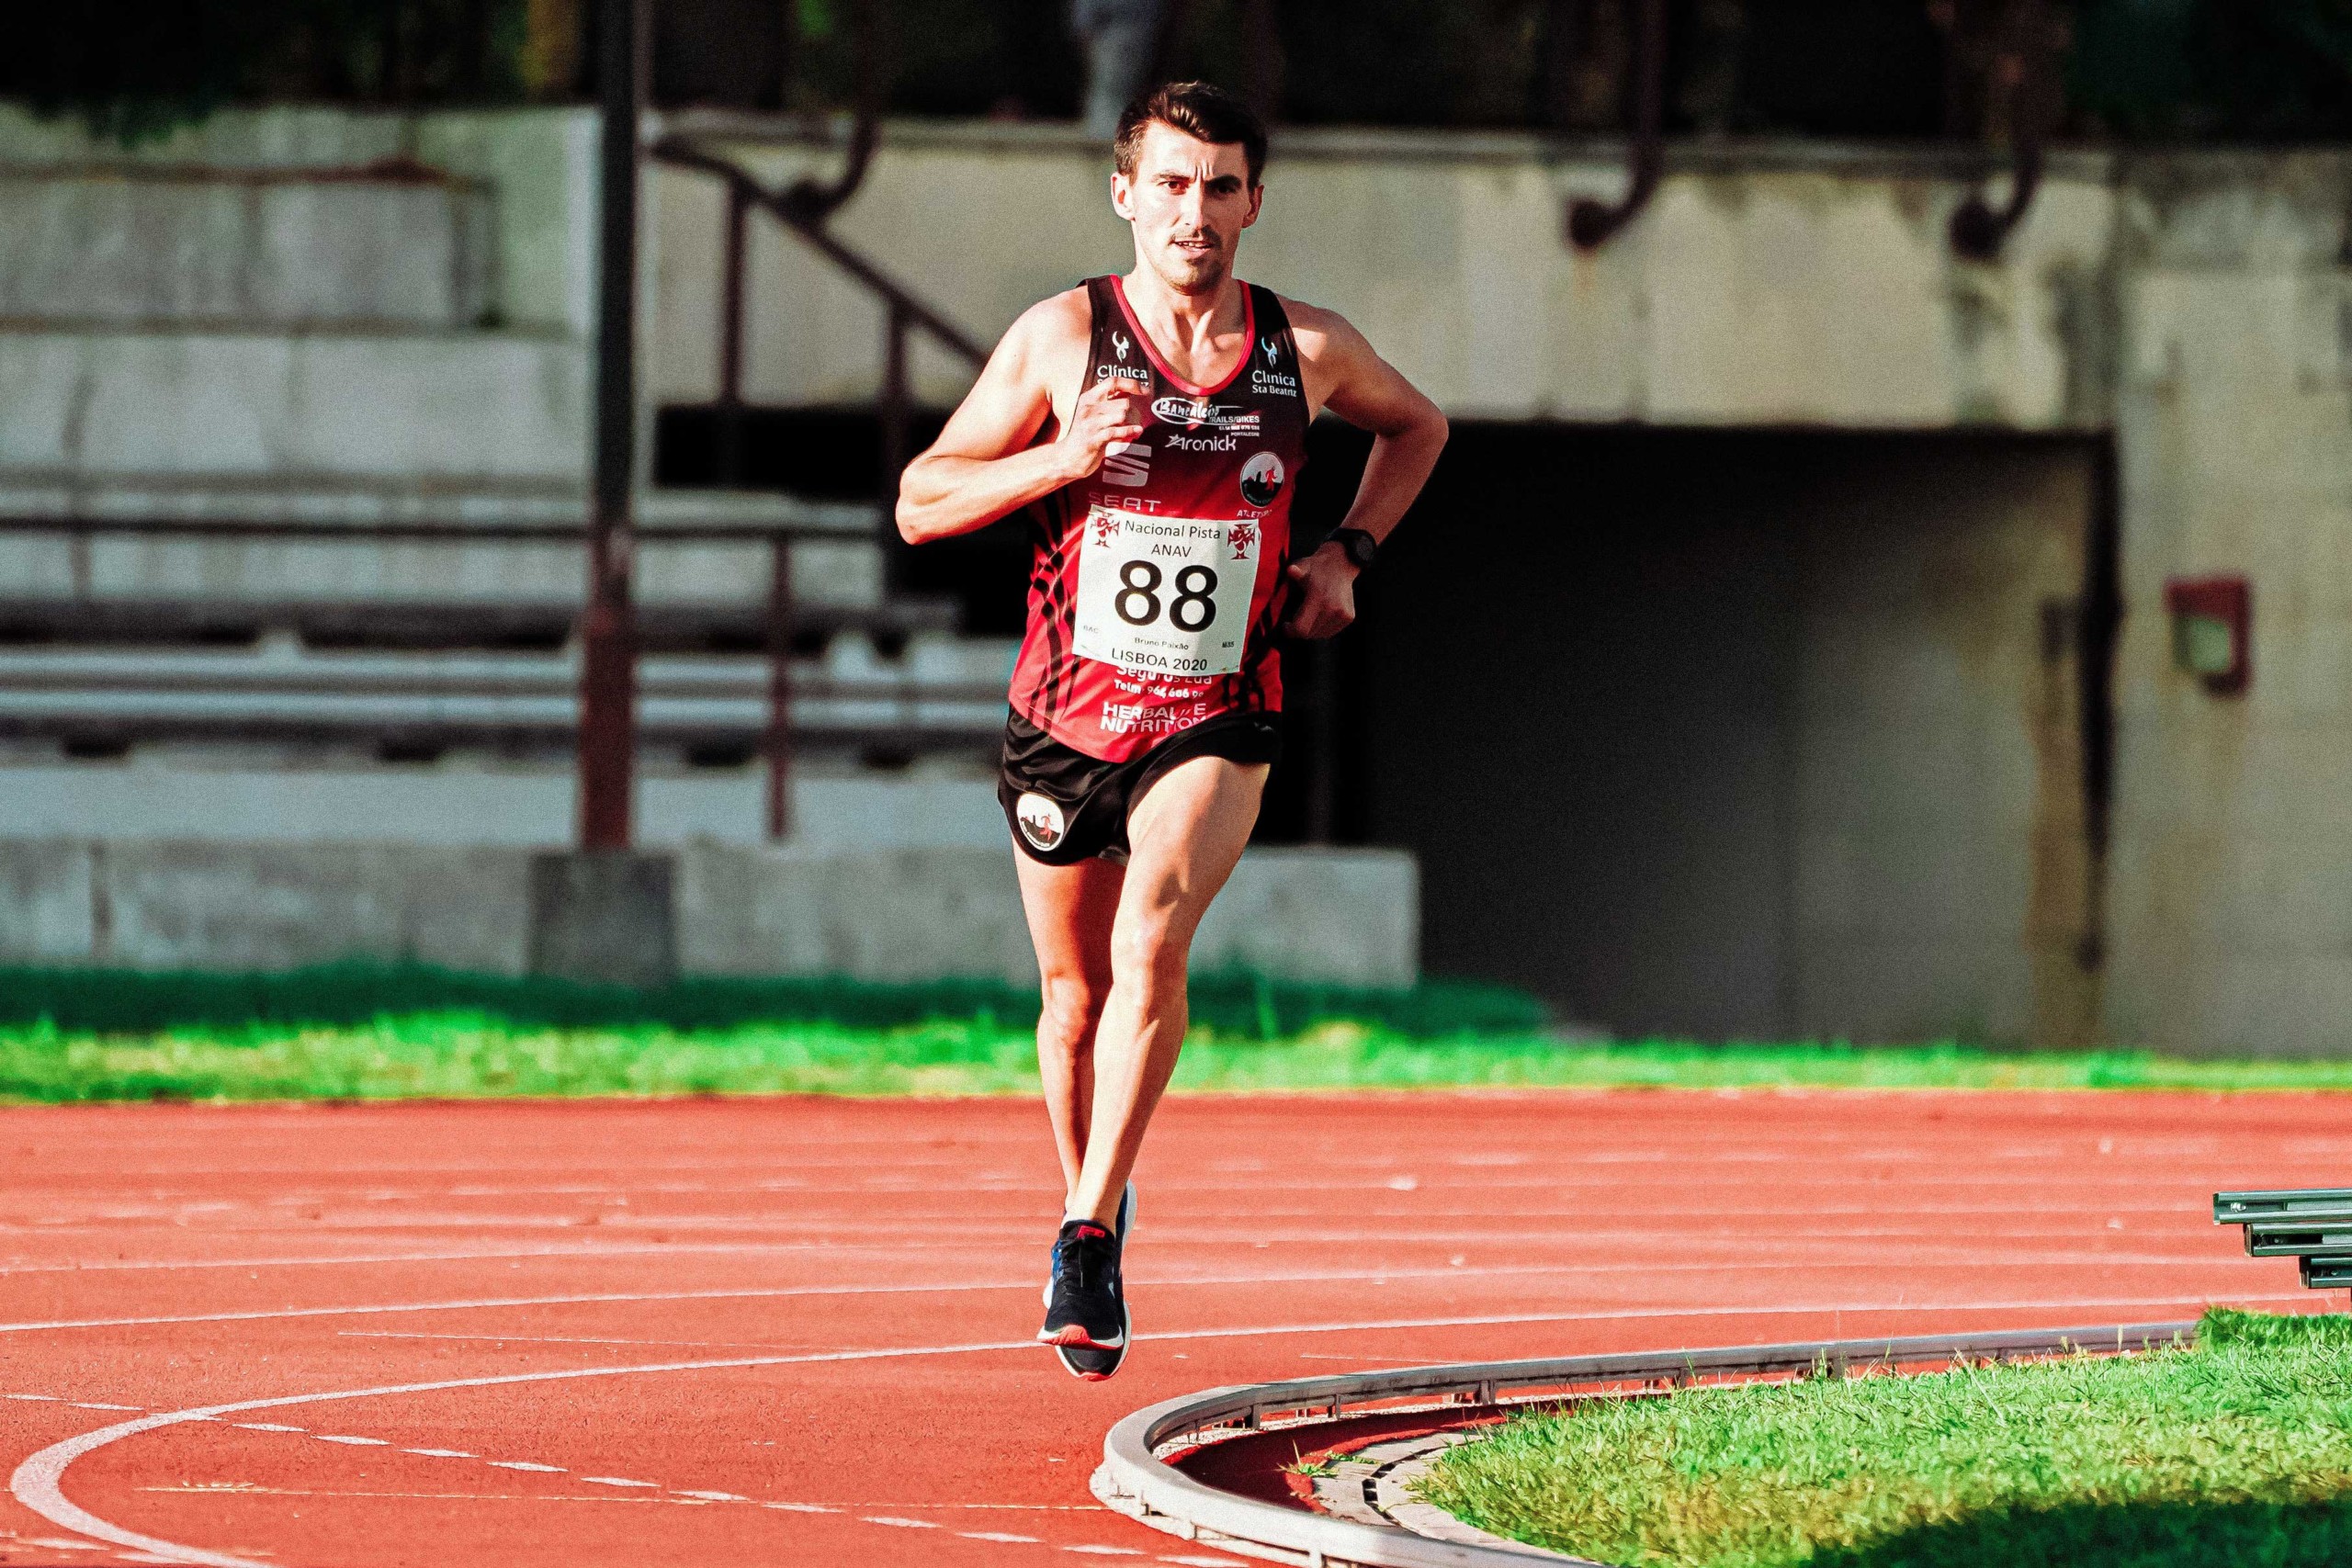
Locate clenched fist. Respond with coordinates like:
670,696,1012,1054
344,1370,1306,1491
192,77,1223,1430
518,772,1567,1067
1055,377,1153,483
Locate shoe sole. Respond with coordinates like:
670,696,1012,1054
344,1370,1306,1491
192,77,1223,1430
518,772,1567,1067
1054,1299,1132,1382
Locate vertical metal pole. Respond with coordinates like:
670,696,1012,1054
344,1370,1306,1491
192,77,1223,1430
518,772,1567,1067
718,177,749,487
764,536,795,841
577,0,645,852
1305,639,1337,845
878,300,910,522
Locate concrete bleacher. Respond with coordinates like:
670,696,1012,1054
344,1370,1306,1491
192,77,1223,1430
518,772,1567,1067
0,103,1419,986
0,106,1009,842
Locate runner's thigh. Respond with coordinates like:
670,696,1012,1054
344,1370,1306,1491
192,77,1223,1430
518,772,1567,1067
1119,756,1270,937
1014,850,1125,990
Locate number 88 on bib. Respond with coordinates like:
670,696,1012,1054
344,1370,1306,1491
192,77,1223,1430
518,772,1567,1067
1072,505,1260,678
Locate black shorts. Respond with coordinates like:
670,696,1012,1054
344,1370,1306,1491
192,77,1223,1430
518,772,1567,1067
999,710,1283,865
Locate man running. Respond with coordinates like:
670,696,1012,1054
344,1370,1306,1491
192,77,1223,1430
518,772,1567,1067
895,81,1447,1381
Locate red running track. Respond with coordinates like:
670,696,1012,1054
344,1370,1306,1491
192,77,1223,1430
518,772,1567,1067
0,1089,2334,1567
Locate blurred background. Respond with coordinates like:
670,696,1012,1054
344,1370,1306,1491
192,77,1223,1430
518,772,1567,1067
1,2,2347,1055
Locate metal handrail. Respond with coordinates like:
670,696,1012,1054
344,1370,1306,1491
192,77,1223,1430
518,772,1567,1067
1095,1321,2197,1568
0,510,914,838
647,133,988,516
1565,0,1666,251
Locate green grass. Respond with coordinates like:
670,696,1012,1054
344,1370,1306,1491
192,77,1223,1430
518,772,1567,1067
2,962,2351,1103
1414,1308,2352,1568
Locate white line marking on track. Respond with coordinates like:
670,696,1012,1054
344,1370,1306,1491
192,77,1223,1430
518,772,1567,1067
863,1516,939,1529
674,1490,746,1502
962,1531,1042,1543
401,1449,474,1458
1064,1548,1144,1556
231,1425,303,1434
70,1404,141,1411
6,1393,60,1400
9,1290,2295,1568
0,1254,2233,1338
580,1477,657,1488
312,1436,388,1447
760,1502,839,1513
0,1242,920,1278
486,1461,564,1472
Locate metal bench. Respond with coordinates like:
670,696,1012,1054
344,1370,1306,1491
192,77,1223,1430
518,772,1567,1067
2214,1189,2352,1294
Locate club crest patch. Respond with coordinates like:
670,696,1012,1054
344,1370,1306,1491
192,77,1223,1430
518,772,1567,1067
1015,792,1067,851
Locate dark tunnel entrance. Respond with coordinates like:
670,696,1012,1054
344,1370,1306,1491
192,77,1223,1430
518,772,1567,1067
1329,423,2119,1047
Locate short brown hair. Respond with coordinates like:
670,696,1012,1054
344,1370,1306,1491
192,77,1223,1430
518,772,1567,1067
1114,82,1268,187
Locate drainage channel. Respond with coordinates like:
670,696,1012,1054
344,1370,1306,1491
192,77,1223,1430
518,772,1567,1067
1093,1321,2196,1568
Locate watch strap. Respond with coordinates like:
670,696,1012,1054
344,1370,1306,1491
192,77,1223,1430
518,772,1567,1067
1331,527,1379,568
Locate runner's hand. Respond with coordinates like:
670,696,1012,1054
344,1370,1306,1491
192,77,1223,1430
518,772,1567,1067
1283,543,1358,639
1055,378,1152,481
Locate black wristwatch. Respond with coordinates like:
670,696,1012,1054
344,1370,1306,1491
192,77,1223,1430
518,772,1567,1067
1329,527,1379,569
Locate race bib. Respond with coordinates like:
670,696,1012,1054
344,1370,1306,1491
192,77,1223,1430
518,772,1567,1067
1073,506,1261,678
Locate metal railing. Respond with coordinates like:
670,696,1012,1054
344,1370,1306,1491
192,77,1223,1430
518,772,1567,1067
647,130,989,516
0,513,1001,839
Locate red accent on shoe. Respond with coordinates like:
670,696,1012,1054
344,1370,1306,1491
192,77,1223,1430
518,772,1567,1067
1071,1224,1111,1242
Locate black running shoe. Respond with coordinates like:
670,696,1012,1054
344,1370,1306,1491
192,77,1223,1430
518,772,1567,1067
1055,1185,1135,1382
1039,1200,1128,1368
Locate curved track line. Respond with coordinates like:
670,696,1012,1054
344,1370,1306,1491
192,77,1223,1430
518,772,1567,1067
10,1289,2296,1566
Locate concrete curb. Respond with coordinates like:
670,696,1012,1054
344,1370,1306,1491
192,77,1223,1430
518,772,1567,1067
1092,1321,2197,1568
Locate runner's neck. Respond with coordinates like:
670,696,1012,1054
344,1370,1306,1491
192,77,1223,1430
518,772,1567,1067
1114,269,1251,390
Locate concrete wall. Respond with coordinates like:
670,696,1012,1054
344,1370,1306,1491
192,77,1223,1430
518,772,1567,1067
2104,157,2352,1058
0,839,1418,987
650,123,2112,430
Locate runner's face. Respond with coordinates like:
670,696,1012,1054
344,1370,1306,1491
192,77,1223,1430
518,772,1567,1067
1112,123,1261,296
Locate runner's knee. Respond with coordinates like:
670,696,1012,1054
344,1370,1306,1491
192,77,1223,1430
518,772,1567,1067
1037,970,1109,1057
1110,913,1191,993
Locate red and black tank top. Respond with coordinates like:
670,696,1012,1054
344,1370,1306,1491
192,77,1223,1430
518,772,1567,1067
1007,275,1309,762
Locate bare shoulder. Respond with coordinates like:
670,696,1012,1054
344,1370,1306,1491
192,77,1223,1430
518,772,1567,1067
1274,295,1374,365
1275,293,1383,418
995,286,1093,412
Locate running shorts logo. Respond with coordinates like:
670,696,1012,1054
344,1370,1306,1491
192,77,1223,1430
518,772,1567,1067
1014,792,1067,851
1238,452,1286,508
1100,440,1151,488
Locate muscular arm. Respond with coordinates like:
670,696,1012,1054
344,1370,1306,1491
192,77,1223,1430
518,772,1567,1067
1283,301,1449,637
895,291,1142,545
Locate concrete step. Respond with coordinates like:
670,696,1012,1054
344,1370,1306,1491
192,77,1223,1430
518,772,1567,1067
0,636,1017,753
0,164,491,329
0,328,589,484
0,482,894,614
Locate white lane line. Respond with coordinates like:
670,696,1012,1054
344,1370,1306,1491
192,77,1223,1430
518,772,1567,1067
401,1449,474,1459
311,1437,388,1447
963,1530,1043,1542
579,1477,658,1488
10,1291,2290,1568
864,1516,939,1529
70,1404,141,1412
0,1243,848,1278
6,1393,61,1401
1063,1548,1144,1556
761,1502,839,1513
231,1424,303,1434
675,1489,746,1502
486,1461,564,1473
0,1251,2238,1339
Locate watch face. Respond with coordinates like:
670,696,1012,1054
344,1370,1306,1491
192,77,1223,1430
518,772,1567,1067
1342,531,1375,565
